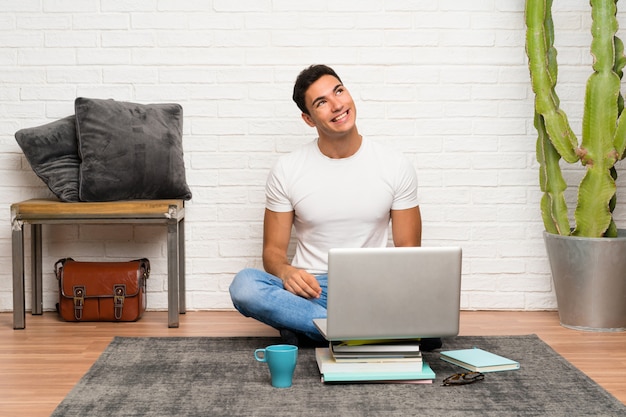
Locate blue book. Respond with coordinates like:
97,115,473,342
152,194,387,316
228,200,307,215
316,348,435,383
440,347,520,373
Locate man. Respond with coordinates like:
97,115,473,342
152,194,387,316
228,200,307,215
229,64,427,347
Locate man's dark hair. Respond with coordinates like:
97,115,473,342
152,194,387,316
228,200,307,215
292,64,343,115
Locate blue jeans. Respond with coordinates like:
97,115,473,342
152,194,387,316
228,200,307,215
229,268,328,342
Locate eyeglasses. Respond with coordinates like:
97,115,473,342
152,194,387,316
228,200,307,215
441,372,485,386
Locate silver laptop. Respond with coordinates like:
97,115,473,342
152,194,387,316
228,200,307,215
313,246,462,341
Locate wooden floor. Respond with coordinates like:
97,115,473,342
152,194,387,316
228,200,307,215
1,310,624,416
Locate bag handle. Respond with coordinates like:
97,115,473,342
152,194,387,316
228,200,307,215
54,258,74,280
133,258,150,279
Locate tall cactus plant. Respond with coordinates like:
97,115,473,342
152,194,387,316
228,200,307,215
526,0,626,237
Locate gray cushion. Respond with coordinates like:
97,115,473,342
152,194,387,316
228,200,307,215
74,97,192,202
14,115,81,202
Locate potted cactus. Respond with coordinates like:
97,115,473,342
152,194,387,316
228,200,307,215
526,0,626,331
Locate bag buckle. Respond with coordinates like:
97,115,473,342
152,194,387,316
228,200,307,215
114,285,126,320
72,286,85,320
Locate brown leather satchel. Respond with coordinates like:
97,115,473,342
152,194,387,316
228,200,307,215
55,258,150,322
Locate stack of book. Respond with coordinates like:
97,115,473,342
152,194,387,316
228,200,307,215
315,340,435,383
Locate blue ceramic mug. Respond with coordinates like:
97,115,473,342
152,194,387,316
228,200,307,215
254,344,298,388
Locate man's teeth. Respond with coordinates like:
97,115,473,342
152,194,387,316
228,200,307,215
333,111,348,122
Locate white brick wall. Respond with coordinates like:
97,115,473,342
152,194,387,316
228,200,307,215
1,0,625,313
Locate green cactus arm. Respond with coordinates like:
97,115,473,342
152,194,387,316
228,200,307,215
527,0,573,234
573,0,620,237
613,35,626,159
610,32,622,230
526,0,579,163
573,168,616,237
536,112,570,235
581,70,620,166
606,219,619,236
581,0,620,157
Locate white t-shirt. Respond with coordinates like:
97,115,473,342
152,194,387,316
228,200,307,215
266,137,418,274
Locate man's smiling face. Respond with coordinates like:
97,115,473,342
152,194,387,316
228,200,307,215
301,74,357,139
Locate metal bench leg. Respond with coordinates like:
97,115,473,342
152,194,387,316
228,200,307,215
167,220,180,328
31,224,43,315
179,218,186,314
12,218,25,329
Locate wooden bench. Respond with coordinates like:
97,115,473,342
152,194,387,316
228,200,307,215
11,199,186,329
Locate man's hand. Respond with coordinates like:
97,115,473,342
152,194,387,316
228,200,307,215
282,268,322,299
262,208,322,299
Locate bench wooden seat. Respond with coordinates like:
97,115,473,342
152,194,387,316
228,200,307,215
11,199,186,329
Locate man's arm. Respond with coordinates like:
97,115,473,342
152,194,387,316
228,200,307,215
262,208,321,298
390,206,422,247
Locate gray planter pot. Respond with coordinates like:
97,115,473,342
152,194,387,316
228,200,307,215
543,231,626,332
